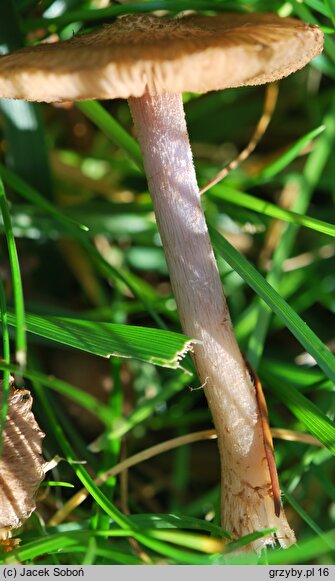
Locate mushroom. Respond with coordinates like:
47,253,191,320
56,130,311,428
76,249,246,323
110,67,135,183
0,12,323,551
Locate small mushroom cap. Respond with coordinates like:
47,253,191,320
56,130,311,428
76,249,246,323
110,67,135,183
0,13,323,102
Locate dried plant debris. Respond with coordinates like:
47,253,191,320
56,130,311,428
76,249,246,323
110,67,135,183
0,380,46,540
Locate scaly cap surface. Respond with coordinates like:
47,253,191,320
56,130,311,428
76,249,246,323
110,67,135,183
0,13,323,102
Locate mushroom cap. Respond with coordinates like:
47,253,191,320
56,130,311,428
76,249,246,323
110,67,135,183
0,13,323,102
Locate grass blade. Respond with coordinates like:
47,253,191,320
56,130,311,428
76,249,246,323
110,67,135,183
263,370,335,454
0,0,53,198
283,488,335,549
246,96,335,368
210,182,335,237
254,125,325,182
266,531,335,565
0,178,26,368
0,164,88,233
0,272,11,449
209,226,335,383
76,101,143,172
0,164,167,329
7,311,193,369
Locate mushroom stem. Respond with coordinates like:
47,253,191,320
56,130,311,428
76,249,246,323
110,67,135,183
128,92,295,551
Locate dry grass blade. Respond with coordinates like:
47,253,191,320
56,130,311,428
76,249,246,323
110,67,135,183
200,83,279,195
271,428,323,446
0,380,46,540
48,426,321,527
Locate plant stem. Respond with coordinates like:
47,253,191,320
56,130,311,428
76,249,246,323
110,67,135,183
129,92,295,551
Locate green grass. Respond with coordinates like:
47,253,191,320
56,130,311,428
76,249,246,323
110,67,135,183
0,178,27,368
0,0,334,566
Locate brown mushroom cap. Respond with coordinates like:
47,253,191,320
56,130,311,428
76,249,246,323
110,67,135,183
0,13,323,102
